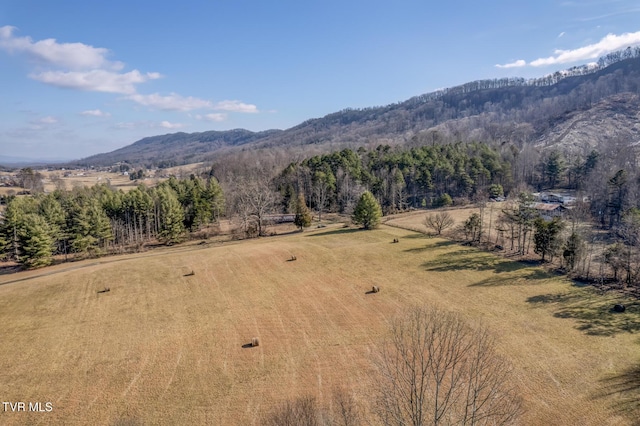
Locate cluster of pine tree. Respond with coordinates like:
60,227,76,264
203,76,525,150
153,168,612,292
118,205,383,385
276,142,510,215
0,175,224,269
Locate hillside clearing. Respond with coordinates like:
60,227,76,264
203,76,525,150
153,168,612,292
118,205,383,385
0,225,638,424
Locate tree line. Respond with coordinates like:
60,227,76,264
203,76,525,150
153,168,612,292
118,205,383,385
3,135,640,283
274,142,510,217
0,174,224,268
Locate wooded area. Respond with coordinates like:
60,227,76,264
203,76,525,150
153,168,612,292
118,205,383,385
0,175,224,268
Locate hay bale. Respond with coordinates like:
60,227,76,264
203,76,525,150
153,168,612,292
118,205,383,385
613,304,626,313
372,285,380,293
251,337,260,347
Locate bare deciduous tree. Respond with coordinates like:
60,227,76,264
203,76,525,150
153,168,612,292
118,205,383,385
331,386,361,426
424,212,455,235
375,305,522,426
232,173,279,237
263,388,360,426
264,395,320,426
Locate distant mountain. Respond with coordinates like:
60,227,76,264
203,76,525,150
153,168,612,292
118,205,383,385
79,128,283,167
79,48,640,168
0,155,73,167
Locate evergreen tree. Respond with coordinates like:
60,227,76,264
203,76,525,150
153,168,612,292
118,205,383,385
1,196,39,261
157,186,185,244
533,217,565,262
294,193,312,231
38,194,67,253
71,197,112,255
352,191,382,230
463,212,482,242
563,231,585,271
435,193,453,207
16,214,54,268
488,184,504,199
206,177,225,222
543,151,566,188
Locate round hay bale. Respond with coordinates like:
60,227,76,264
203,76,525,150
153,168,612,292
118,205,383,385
613,304,626,313
372,285,380,293
251,337,260,347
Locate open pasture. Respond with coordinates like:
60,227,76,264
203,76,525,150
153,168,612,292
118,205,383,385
385,203,507,238
0,170,156,195
0,225,638,424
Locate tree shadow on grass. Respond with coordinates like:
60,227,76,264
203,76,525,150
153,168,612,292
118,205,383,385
400,233,432,240
0,264,21,276
527,290,640,336
595,364,640,419
305,228,364,237
420,249,552,286
404,240,456,253
468,269,551,287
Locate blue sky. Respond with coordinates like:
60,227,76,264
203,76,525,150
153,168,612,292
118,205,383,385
2,0,640,160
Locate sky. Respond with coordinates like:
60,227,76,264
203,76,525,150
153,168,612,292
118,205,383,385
1,0,640,161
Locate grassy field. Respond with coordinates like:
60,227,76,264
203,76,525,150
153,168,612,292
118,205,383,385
0,224,638,424
385,203,506,237
0,170,160,196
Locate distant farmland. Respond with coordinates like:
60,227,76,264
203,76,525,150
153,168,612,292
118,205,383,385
0,225,638,424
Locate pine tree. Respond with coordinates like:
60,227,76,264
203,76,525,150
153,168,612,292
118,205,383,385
70,197,112,255
157,186,185,244
533,217,565,262
352,191,382,230
543,151,566,188
464,212,482,242
38,194,67,253
294,193,312,231
206,177,225,222
1,196,39,261
16,214,54,268
563,232,585,271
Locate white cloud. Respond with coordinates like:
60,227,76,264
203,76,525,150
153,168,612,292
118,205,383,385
495,59,526,69
80,109,111,117
113,122,138,130
127,92,213,111
0,25,121,70
30,69,160,94
16,116,60,132
38,116,58,124
1,26,260,118
113,120,186,130
558,32,566,38
1,26,161,95
214,100,259,113
530,30,640,66
196,113,227,122
159,120,185,129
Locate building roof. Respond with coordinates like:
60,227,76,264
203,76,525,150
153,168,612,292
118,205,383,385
532,202,563,211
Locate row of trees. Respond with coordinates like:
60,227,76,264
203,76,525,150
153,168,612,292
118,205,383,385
0,175,224,268
424,192,640,287
3,138,639,280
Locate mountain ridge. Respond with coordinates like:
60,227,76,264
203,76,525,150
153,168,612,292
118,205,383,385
77,50,640,168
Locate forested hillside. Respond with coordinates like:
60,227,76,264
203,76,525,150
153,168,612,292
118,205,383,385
77,48,640,168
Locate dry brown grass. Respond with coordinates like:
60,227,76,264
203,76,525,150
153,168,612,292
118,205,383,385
0,224,638,424
385,203,507,238
0,169,163,195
